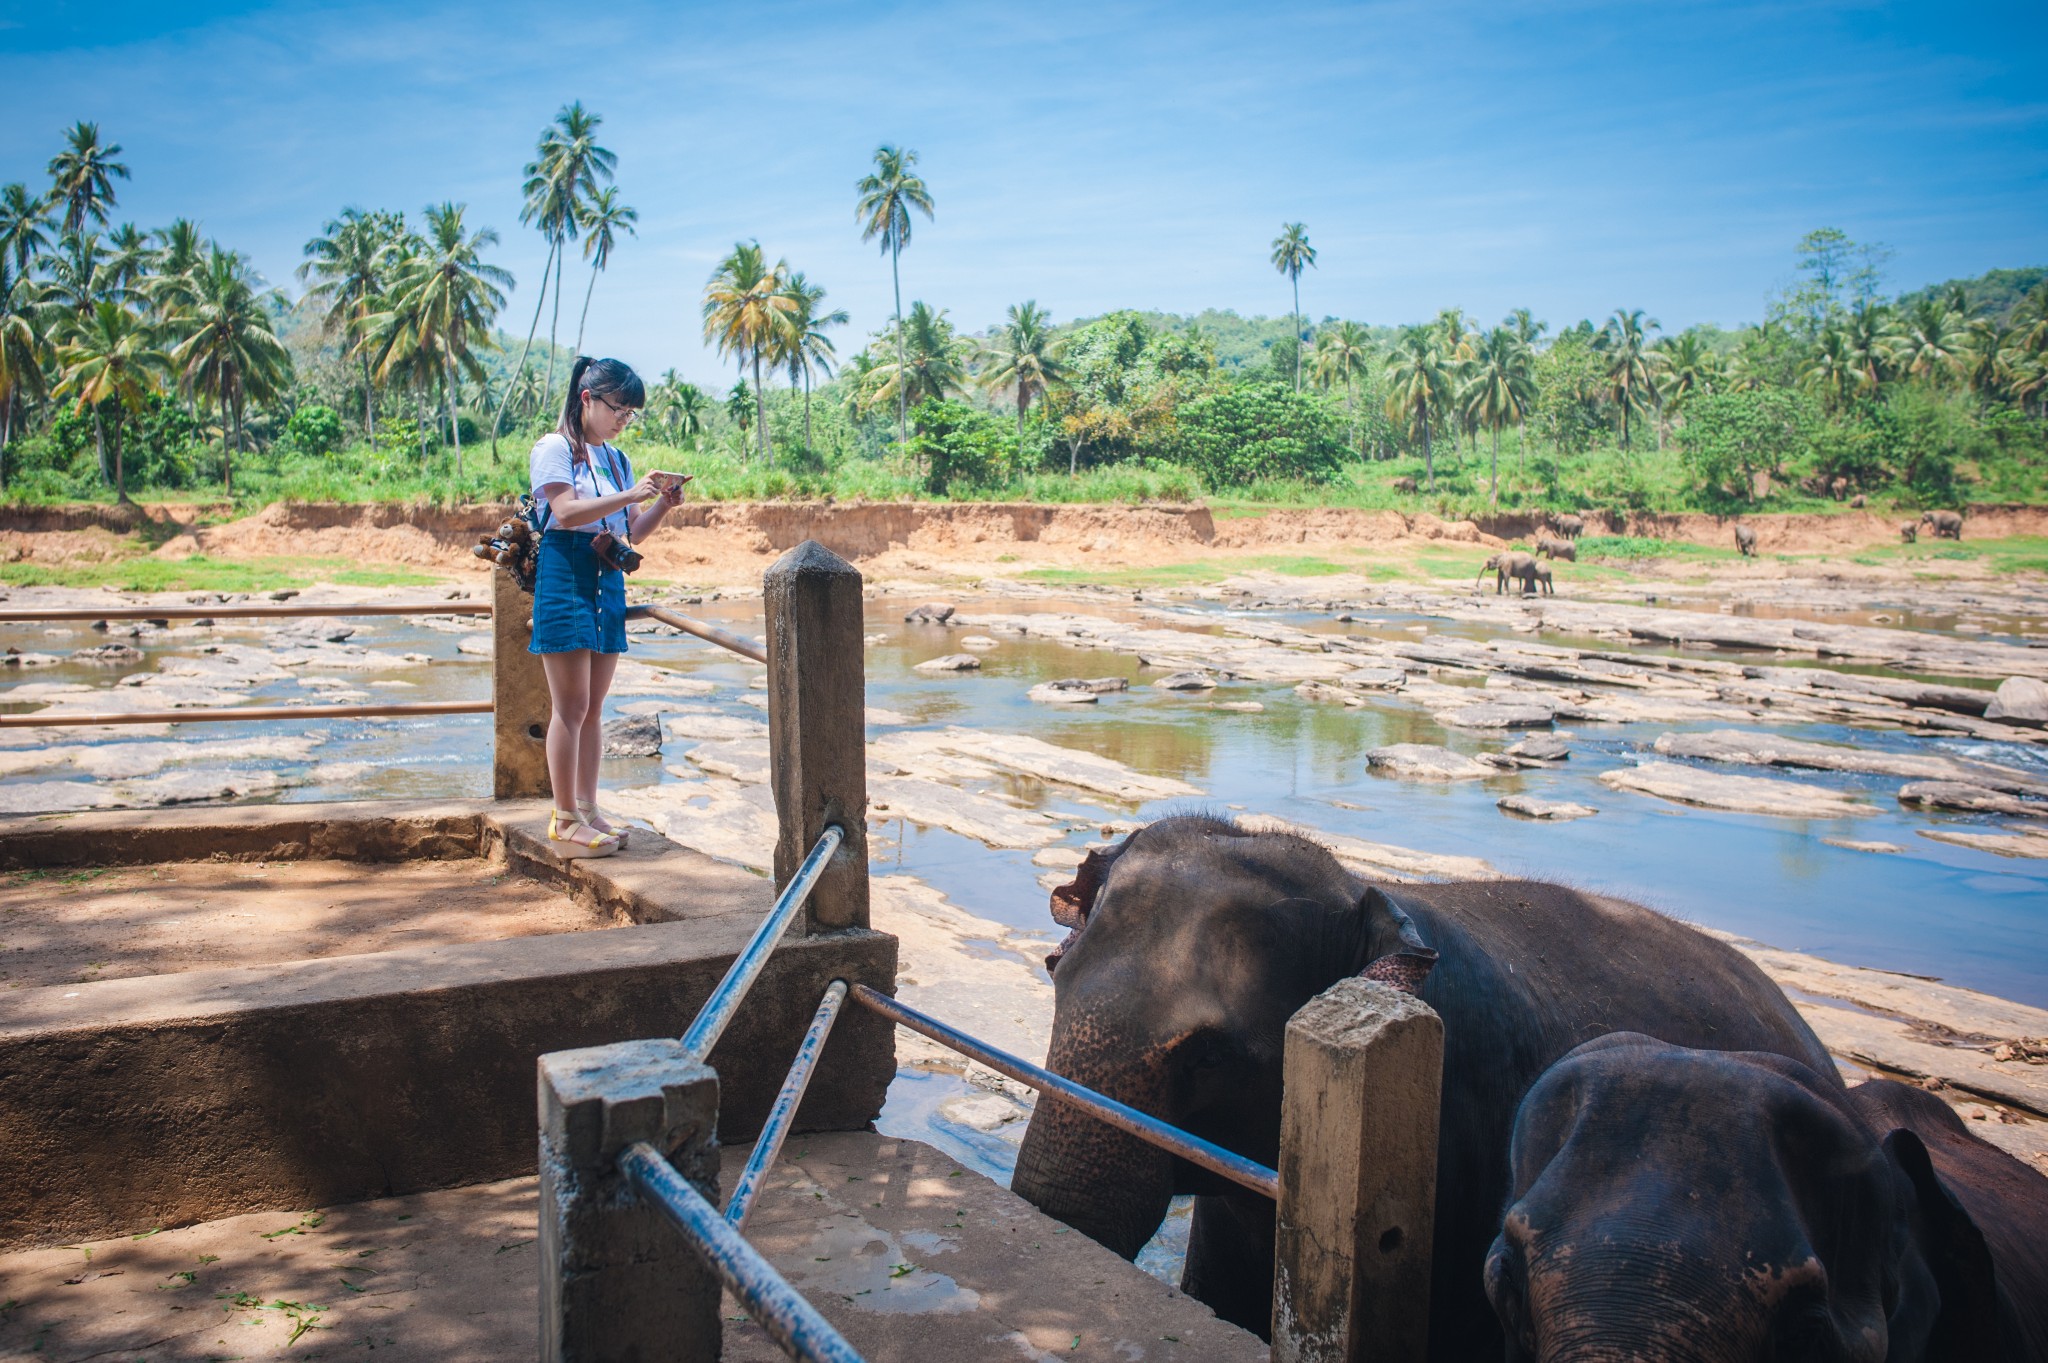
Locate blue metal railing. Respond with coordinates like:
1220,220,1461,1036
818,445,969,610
725,980,848,1234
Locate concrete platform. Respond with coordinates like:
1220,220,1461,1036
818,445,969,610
0,801,898,1250
0,1131,1266,1362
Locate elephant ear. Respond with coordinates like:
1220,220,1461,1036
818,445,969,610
1881,1127,2004,1357
1045,839,1129,976
1357,886,1439,996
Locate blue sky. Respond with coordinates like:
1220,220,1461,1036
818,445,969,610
2,0,2043,384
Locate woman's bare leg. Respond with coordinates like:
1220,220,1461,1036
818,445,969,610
577,652,620,808
540,650,594,816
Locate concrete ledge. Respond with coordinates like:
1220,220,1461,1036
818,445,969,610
0,799,493,869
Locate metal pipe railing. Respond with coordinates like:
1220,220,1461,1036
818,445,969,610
0,699,493,728
681,824,845,1061
627,603,768,664
0,602,490,622
726,981,849,1235
619,1142,866,1363
850,983,1281,1201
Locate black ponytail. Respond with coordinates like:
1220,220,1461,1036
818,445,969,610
558,356,646,462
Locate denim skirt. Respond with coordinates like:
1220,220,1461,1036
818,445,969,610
530,530,628,655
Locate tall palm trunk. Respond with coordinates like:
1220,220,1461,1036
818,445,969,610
891,243,906,451
803,367,814,454
91,410,108,485
360,345,377,451
574,256,598,359
1291,278,1302,392
1489,422,1500,507
112,419,127,504
492,238,557,460
446,360,463,477
1,396,12,491
544,242,566,410
752,350,770,463
1422,411,1434,492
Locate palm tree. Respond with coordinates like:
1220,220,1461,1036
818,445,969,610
1270,223,1316,392
855,145,935,450
0,184,55,274
869,301,967,416
1842,303,1900,393
1653,332,1718,423
979,301,1069,449
1312,320,1374,452
46,122,129,235
494,103,614,456
0,261,50,486
571,186,636,359
168,248,293,496
1384,325,1452,491
1596,308,1659,450
299,208,397,449
375,202,510,475
777,271,847,456
54,301,167,501
651,370,707,447
1506,309,1548,347
702,241,794,462
726,379,754,451
1459,327,1536,506
104,224,152,295
39,230,117,318
1800,328,1860,414
1893,297,1964,386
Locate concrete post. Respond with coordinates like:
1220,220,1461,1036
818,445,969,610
493,566,552,800
539,1038,722,1363
763,540,869,934
1272,977,1443,1363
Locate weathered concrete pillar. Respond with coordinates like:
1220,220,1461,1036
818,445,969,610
763,540,869,934
539,1038,721,1363
1273,977,1443,1363
493,567,551,800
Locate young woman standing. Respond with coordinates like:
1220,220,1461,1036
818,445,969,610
528,356,686,856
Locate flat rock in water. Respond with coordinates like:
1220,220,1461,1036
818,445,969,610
875,728,1201,802
1505,734,1571,762
1824,838,1906,854
1028,682,1099,705
1152,671,1217,691
455,635,493,656
1214,701,1265,713
1366,743,1495,781
1342,667,1408,689
1917,827,2048,859
601,713,662,758
680,737,769,784
1652,728,2045,793
609,778,778,871
1898,781,2048,818
1435,701,1556,730
607,662,724,696
1235,813,1498,880
1601,761,1866,818
869,775,1067,849
905,602,957,624
70,643,144,665
665,712,769,741
1986,676,2048,726
1497,795,1598,820
913,653,982,673
1295,680,1363,706
959,635,999,651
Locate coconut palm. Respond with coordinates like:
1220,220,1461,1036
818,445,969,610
1459,327,1537,505
1270,223,1316,392
0,261,49,485
373,202,510,475
651,370,708,447
777,271,847,456
868,301,967,416
1384,324,1453,491
38,231,116,318
299,208,401,448
47,122,129,235
54,300,168,501
1506,309,1548,348
1653,331,1718,420
1801,328,1860,415
1842,303,1900,393
494,102,614,455
855,145,935,450
571,186,636,359
168,247,293,496
0,184,54,274
979,300,1068,448
1893,297,1964,386
1595,308,1659,449
702,241,794,462
1312,320,1374,451
1957,319,2013,404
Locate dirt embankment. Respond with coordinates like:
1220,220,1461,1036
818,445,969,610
3,498,2043,581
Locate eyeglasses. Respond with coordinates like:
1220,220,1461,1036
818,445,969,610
594,394,640,426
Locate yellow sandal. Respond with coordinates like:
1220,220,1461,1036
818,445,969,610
576,799,628,850
548,809,618,859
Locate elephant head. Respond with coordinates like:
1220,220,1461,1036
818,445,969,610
1012,816,1434,1320
1484,1035,1995,1363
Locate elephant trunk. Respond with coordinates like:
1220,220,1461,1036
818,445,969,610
1010,1043,1176,1260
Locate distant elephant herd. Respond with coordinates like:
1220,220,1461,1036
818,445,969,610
1471,508,1970,574
1012,816,2048,1362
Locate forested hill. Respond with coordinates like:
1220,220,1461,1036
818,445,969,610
1897,266,2048,322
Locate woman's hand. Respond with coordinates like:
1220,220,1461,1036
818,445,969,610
649,471,691,507
626,474,664,503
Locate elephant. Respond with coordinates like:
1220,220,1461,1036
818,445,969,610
1487,1035,2046,1363
1534,535,1575,562
1735,523,1758,556
1851,493,1867,508
1390,476,1418,493
1009,815,1834,1357
1900,521,1920,543
1921,509,1964,540
1479,551,1550,595
1551,513,1585,539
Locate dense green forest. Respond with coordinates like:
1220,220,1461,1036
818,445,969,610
1,110,2043,517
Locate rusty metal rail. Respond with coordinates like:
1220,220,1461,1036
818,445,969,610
725,980,849,1235
627,603,768,664
0,699,492,728
0,602,489,621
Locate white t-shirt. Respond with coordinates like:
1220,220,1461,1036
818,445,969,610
530,433,635,538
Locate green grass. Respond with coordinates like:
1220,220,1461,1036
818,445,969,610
0,554,442,593
1842,535,2048,575
1575,535,1743,562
